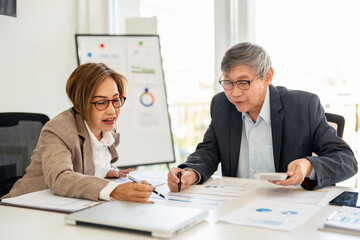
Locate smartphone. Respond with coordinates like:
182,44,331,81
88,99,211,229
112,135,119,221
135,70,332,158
329,191,360,208
254,172,288,181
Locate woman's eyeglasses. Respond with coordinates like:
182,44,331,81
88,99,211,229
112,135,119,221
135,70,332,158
91,96,126,111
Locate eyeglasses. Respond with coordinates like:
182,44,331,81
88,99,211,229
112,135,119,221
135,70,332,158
218,74,259,90
91,96,126,111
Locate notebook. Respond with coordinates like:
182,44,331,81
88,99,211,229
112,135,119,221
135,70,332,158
65,201,208,238
0,189,102,213
319,206,360,235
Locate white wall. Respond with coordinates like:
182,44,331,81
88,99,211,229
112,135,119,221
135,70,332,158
0,0,143,118
0,0,231,118
0,0,78,118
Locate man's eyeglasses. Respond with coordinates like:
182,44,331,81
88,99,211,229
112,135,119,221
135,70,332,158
91,96,126,111
218,74,259,90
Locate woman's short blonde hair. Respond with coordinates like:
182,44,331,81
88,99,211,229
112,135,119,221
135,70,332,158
66,63,127,120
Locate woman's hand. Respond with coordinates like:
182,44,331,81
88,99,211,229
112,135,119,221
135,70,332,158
110,182,154,203
105,168,133,178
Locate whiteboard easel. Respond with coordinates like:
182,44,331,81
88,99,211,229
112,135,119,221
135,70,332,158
75,34,175,167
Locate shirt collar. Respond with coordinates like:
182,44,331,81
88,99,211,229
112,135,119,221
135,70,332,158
84,121,115,149
242,86,271,126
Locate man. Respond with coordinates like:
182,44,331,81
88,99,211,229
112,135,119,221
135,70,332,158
168,42,357,191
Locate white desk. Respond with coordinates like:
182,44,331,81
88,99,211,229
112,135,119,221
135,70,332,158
0,177,359,240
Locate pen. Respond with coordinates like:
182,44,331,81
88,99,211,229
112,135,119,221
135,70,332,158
178,171,182,193
127,175,167,200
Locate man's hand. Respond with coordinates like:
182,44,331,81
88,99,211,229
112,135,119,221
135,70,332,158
167,168,199,192
269,158,313,186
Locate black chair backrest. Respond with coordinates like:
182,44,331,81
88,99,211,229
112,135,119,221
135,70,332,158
0,112,50,197
0,113,49,127
325,112,345,138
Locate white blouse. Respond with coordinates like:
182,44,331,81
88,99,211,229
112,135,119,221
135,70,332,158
84,121,118,200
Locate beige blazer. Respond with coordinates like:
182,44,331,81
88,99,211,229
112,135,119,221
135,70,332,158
3,108,120,201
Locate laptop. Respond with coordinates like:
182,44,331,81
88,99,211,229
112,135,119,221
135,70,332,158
65,201,208,238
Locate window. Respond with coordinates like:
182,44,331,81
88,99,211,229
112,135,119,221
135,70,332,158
255,0,360,187
139,0,215,164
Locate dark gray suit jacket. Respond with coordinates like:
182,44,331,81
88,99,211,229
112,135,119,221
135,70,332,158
179,85,358,189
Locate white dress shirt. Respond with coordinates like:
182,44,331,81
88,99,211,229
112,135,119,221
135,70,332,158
237,87,275,178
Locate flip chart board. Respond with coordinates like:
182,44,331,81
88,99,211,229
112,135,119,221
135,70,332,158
75,34,175,167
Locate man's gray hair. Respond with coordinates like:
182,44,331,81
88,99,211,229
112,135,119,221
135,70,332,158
221,42,272,79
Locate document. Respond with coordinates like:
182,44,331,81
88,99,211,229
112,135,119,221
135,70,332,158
151,192,231,210
183,177,260,197
261,186,341,206
0,189,102,213
111,170,167,187
129,170,168,187
220,199,320,231
150,184,232,210
112,174,231,210
320,206,360,235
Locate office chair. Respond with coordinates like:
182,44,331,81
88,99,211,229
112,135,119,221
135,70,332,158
0,112,50,197
325,112,345,138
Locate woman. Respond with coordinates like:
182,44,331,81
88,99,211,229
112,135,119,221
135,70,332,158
3,63,153,203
